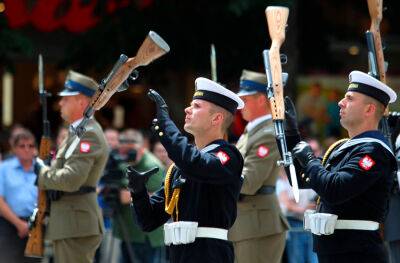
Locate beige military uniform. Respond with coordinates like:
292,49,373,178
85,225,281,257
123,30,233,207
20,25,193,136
229,116,289,263
39,119,108,263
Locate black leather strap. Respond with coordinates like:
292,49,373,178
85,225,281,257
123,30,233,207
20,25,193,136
63,186,96,196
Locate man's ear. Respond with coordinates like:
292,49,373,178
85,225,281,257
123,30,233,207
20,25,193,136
365,103,376,117
257,93,268,107
211,112,223,126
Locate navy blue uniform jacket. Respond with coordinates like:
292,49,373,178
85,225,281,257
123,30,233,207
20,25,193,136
287,131,396,256
131,118,243,263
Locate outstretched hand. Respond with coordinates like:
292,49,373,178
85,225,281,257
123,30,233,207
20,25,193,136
126,166,159,194
147,89,169,119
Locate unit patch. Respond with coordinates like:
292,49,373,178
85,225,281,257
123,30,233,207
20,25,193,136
216,151,230,165
80,142,91,153
358,155,375,171
257,145,270,158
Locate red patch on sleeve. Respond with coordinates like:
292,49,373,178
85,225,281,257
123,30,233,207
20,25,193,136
358,155,375,171
257,145,270,158
80,142,91,153
216,151,230,165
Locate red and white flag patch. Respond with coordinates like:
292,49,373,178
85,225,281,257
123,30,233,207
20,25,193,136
358,155,375,171
80,142,91,153
257,145,270,158
216,151,230,165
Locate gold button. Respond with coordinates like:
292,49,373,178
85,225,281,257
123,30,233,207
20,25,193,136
301,173,305,179
306,178,310,182
155,125,159,130
159,132,164,136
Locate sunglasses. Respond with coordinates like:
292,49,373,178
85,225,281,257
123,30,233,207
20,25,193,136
16,144,35,149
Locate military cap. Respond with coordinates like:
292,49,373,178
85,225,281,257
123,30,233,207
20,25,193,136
59,70,98,97
348,71,396,106
193,77,244,114
237,70,267,96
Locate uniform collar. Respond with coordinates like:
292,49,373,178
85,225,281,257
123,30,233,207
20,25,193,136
201,139,226,153
10,156,34,172
245,114,272,133
352,130,390,148
70,117,84,130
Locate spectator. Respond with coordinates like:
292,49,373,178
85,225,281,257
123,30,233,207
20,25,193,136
105,128,120,151
151,140,173,168
112,129,167,263
0,129,40,263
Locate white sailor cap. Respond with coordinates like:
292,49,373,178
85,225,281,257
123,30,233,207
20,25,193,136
59,70,98,97
348,71,396,106
193,77,244,114
237,70,267,96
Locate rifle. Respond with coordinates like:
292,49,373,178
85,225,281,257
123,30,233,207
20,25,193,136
25,54,51,257
65,31,170,158
366,0,392,149
264,6,299,203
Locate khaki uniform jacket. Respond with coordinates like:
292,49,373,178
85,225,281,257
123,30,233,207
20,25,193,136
38,119,108,240
229,117,289,241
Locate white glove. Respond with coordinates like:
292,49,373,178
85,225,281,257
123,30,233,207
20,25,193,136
310,213,321,235
172,223,181,245
303,209,316,231
309,213,338,235
164,221,198,245
177,221,198,244
320,213,338,235
164,223,173,246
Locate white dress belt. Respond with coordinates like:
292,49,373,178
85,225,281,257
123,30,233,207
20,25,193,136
196,227,228,240
163,221,228,245
335,220,379,230
303,210,380,235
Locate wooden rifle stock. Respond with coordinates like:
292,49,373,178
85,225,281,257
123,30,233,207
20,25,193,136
265,6,299,202
366,0,393,149
64,31,170,159
25,138,51,257
91,31,170,111
266,6,289,120
367,0,386,83
25,55,51,258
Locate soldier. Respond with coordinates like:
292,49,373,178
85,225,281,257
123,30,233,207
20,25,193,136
126,78,244,263
228,70,289,263
36,71,108,263
286,71,397,263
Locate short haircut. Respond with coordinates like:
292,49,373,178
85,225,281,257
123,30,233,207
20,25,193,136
119,129,143,146
362,95,385,120
209,104,234,133
11,129,36,147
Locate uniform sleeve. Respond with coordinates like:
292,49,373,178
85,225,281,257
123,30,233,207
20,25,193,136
131,187,170,232
38,130,103,191
306,144,393,204
158,118,243,185
240,134,279,194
